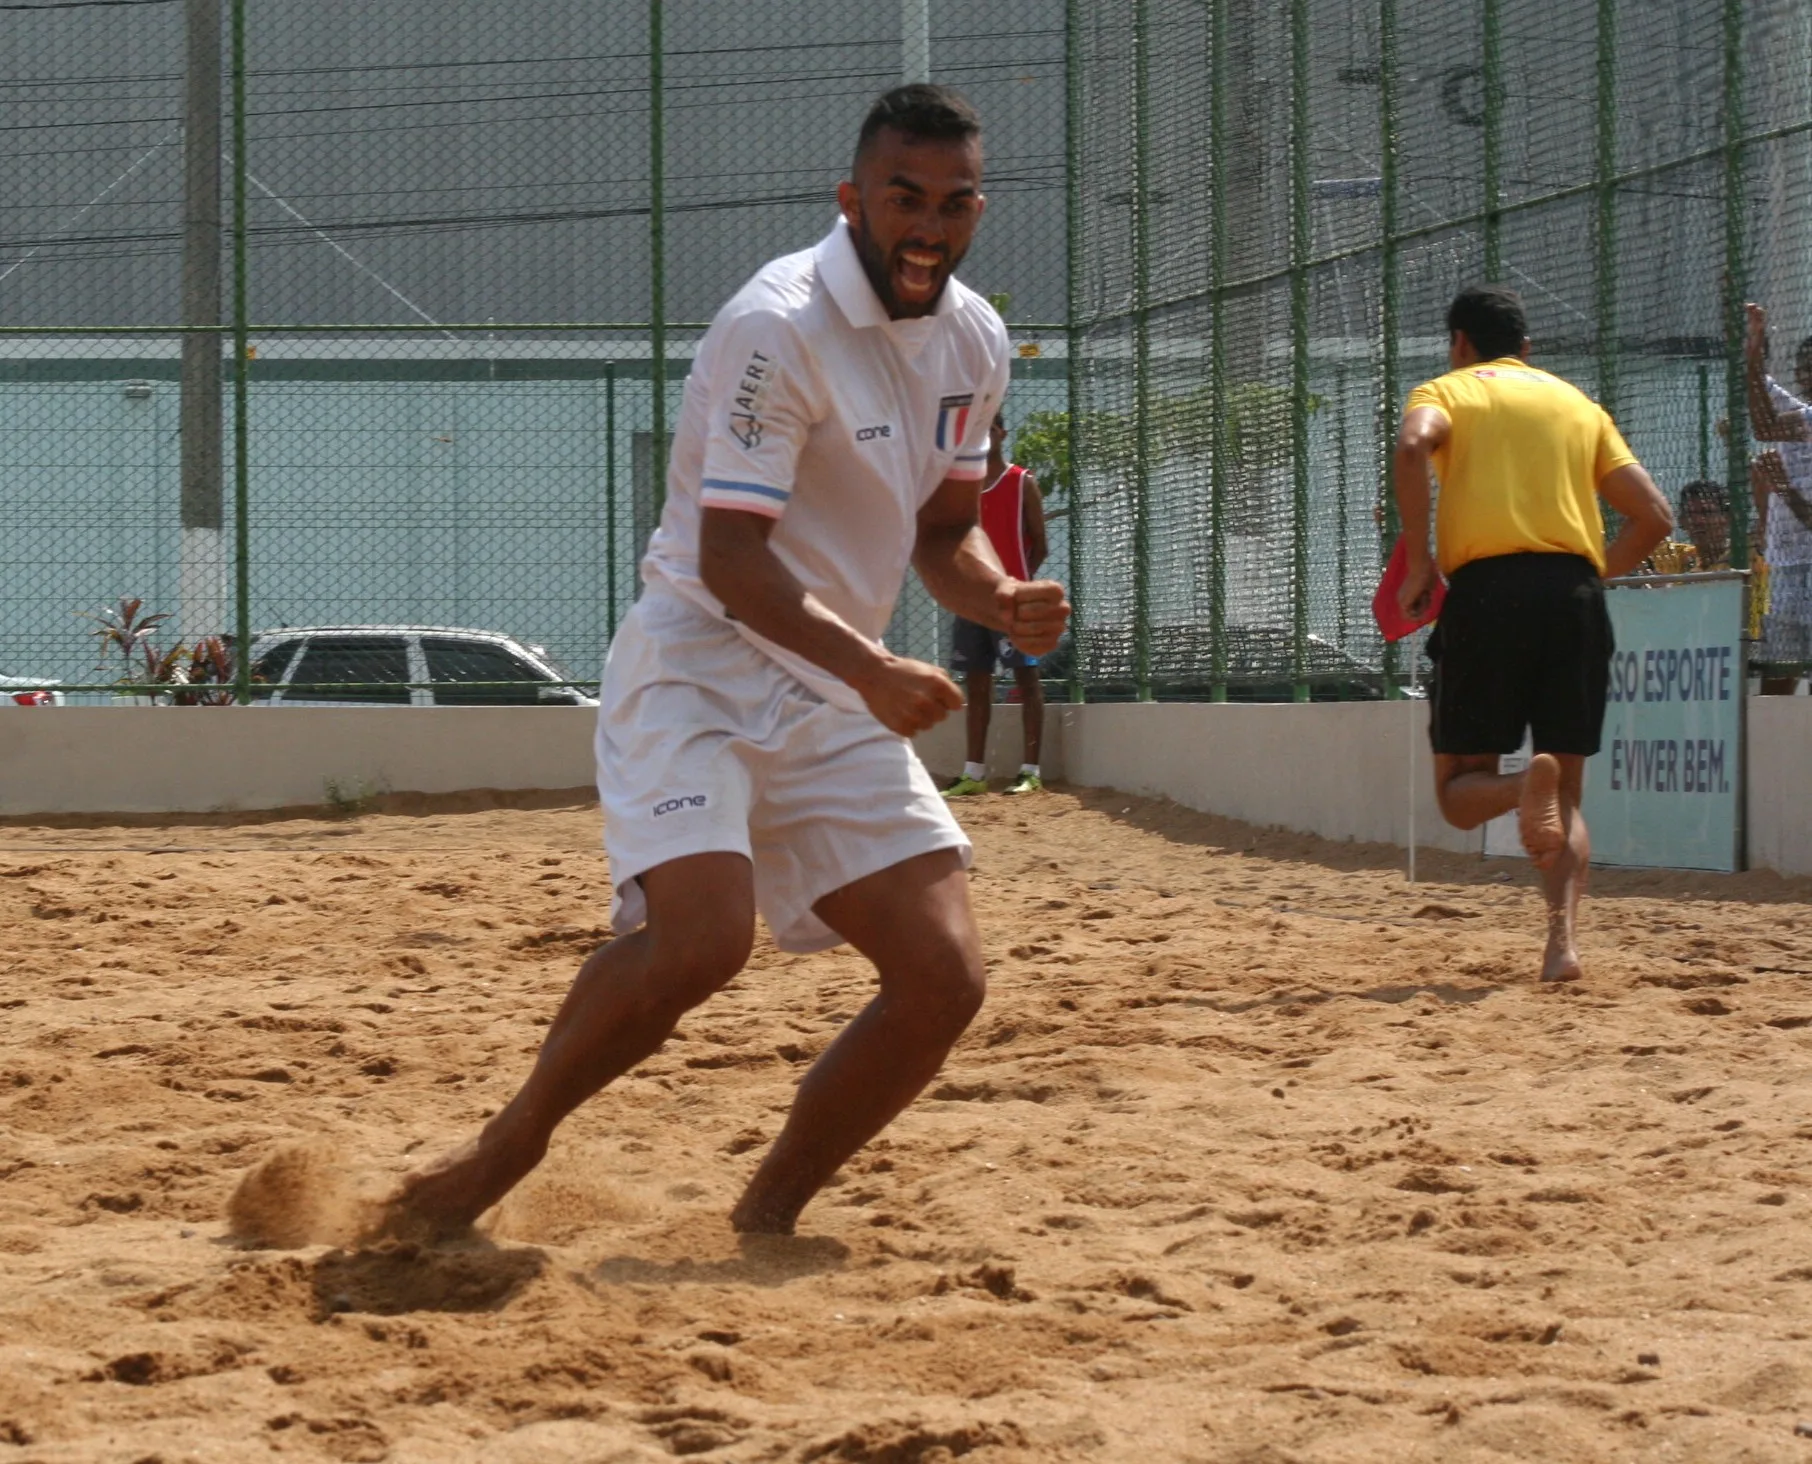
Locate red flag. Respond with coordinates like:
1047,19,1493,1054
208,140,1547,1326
1372,537,1446,642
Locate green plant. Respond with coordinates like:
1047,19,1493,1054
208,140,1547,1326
323,777,385,819
79,597,246,704
1011,380,1322,501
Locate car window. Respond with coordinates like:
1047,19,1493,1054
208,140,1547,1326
423,638,547,706
249,640,300,701
288,637,411,704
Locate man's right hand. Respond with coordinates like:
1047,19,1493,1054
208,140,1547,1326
852,653,965,738
1398,551,1438,621
1746,301,1768,363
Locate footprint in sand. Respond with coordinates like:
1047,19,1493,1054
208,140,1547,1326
225,1140,377,1249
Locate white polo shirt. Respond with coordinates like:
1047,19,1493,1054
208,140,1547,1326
640,219,1010,709
1763,377,1812,566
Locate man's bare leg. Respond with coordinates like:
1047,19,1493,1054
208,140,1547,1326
730,848,984,1235
1014,664,1044,768
379,852,755,1236
964,671,995,768
1535,756,1589,982
1432,752,1589,981
1432,752,1522,830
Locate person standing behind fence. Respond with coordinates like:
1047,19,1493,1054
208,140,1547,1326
1744,302,1812,694
942,412,1049,797
1394,284,1673,983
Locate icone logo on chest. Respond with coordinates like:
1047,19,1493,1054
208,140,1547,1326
855,424,893,442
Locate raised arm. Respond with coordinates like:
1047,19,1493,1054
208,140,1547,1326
914,474,1068,656
699,508,960,737
1745,303,1812,443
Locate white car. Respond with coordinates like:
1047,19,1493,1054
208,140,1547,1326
0,673,63,707
248,627,596,707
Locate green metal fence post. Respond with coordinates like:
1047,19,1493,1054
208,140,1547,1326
606,361,619,641
1132,0,1153,702
1698,362,1712,481
649,0,667,512
1289,0,1310,702
1335,364,1350,649
1722,0,1749,569
1482,0,1503,281
1208,0,1228,702
230,0,250,704
1064,0,1085,704
1379,0,1402,698
1594,0,1619,416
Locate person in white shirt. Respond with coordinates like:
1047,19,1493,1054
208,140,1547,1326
380,85,1069,1239
1745,301,1812,691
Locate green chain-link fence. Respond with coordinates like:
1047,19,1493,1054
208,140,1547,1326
1067,0,1812,700
3,1,1809,703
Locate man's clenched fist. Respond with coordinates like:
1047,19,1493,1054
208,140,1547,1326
995,579,1071,658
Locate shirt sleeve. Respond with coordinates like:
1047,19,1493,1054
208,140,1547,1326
1594,409,1639,479
1767,376,1812,428
947,339,1013,482
1404,379,1451,419
697,309,820,519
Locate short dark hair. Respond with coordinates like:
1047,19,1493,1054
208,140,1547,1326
1446,284,1528,361
1681,479,1728,513
854,84,982,170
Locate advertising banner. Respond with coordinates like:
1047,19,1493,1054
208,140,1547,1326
1483,575,1745,871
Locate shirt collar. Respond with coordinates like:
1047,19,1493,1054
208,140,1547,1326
814,218,959,328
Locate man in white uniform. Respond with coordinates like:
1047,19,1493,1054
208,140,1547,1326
382,85,1069,1238
1746,301,1812,690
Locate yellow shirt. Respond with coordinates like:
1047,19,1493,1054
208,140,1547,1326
1406,358,1638,576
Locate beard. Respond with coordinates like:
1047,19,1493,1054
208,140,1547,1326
849,212,963,320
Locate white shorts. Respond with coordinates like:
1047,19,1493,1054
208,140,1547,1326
596,588,970,953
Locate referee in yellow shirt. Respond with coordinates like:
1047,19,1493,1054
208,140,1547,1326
1394,285,1673,982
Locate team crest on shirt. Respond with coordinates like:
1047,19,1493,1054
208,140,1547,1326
935,392,974,451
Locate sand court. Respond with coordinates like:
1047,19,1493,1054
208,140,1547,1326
3,789,1812,1461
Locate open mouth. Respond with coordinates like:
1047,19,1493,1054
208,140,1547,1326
893,246,947,303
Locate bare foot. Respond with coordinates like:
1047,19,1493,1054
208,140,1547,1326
368,1136,526,1243
1540,939,1583,983
1518,753,1566,871
729,1191,799,1236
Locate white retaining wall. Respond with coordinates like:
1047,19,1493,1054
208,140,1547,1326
5,699,1809,878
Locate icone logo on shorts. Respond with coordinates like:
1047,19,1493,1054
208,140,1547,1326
652,794,708,817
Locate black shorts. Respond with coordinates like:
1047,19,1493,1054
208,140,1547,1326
950,616,1038,675
1428,552,1613,757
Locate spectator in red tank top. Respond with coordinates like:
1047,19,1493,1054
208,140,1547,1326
941,412,1051,797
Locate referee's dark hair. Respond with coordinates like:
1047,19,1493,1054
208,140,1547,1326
1447,284,1528,361
855,84,982,169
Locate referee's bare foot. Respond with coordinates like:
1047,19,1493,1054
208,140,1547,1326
1518,753,1566,871
1540,929,1583,983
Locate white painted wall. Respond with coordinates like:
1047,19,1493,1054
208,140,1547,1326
5,700,1809,879
0,707,598,816
1054,701,1476,855
1747,696,1812,879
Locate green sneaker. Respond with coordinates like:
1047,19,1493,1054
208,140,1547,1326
1004,771,1044,796
941,774,989,798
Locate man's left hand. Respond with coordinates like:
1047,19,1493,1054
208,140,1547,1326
996,579,1070,657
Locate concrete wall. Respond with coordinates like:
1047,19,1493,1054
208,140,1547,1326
6,700,1810,880
0,707,598,816
1747,696,1812,879
1054,700,1475,855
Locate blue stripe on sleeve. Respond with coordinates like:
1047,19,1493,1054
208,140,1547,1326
701,478,790,502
